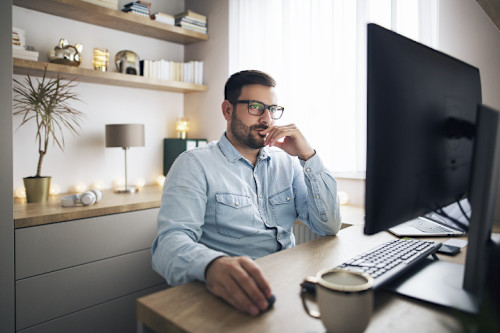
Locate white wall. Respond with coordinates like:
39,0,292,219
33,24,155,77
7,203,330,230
439,0,500,110
184,0,230,142
12,2,190,193
438,0,500,225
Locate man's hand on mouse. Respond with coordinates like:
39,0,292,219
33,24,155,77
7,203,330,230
261,124,315,161
205,256,272,316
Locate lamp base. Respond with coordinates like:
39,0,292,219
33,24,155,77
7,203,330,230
114,186,138,194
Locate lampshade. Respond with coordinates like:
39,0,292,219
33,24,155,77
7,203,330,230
105,124,145,148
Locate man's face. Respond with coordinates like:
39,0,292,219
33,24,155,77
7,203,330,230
228,84,277,150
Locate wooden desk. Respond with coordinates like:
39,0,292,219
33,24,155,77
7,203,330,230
137,226,475,333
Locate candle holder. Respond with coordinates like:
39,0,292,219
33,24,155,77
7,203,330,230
176,118,189,139
93,48,109,72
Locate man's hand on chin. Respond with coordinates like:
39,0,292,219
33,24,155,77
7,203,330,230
205,256,273,316
262,124,315,160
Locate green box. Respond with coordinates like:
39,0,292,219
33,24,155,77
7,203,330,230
163,138,208,175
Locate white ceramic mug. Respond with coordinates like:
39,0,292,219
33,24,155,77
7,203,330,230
301,268,374,333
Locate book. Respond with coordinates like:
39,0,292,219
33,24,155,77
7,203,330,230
124,10,149,18
123,3,149,11
151,12,175,25
140,58,203,84
174,12,207,33
177,21,207,34
123,1,151,8
123,7,150,15
13,48,39,61
174,10,207,23
122,1,151,16
175,17,207,27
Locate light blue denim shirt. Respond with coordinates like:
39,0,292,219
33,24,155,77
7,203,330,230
152,133,341,286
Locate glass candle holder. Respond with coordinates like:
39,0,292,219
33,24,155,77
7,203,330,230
93,48,109,72
176,118,190,139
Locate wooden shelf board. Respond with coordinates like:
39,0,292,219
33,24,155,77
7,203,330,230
14,58,208,93
14,186,163,228
13,0,208,44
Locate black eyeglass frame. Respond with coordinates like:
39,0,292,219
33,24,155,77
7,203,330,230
230,100,285,120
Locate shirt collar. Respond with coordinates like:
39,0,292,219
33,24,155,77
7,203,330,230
218,132,271,163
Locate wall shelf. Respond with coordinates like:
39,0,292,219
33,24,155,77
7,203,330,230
14,58,208,93
13,0,208,44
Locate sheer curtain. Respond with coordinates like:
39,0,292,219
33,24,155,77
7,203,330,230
229,0,438,174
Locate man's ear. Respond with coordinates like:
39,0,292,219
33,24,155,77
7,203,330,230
222,100,232,121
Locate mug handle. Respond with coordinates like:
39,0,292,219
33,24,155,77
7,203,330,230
301,276,321,319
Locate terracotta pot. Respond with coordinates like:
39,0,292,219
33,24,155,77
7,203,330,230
23,176,51,203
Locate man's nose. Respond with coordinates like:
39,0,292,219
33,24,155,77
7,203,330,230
260,108,272,125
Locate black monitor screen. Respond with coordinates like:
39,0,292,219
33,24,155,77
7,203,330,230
364,24,481,235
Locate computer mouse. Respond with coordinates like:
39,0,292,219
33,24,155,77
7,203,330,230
265,294,276,311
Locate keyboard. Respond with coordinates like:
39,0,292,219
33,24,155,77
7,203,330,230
410,218,453,233
336,238,442,289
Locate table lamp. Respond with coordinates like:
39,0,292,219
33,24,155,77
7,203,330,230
105,124,145,193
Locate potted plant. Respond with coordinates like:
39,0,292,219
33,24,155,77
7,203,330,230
13,68,84,203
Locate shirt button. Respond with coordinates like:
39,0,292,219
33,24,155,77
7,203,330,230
277,235,281,240
259,194,263,198
316,195,320,199
235,202,239,206
286,197,291,201
306,168,311,172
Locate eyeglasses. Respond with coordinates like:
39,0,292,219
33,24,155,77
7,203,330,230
231,100,285,120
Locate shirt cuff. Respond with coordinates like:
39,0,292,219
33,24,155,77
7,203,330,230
192,250,228,283
299,151,324,172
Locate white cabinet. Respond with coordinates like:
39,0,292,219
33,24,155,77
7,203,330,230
15,208,166,332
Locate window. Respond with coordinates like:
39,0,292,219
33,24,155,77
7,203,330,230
229,0,438,174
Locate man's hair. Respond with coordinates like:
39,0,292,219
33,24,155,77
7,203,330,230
224,70,276,102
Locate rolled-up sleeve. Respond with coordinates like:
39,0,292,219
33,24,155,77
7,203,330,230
151,152,227,285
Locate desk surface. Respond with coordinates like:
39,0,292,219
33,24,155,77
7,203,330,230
137,226,473,333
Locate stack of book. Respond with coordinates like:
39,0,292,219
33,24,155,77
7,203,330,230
12,27,39,61
122,1,151,18
13,48,39,61
151,12,175,26
174,10,207,34
141,59,204,85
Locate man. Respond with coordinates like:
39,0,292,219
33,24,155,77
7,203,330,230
152,70,341,316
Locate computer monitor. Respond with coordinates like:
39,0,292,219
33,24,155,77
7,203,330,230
365,23,481,235
364,23,500,315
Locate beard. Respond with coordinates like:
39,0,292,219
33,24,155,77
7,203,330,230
230,110,268,149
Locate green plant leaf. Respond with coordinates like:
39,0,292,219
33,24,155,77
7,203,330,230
13,67,85,177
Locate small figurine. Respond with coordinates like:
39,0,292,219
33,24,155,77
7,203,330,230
115,50,140,75
49,38,82,67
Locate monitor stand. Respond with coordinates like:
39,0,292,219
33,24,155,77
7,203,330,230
382,258,479,314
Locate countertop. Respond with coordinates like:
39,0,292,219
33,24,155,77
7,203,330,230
14,186,163,229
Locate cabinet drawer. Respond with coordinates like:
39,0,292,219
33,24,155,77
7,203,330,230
17,284,167,333
16,249,164,330
16,208,159,279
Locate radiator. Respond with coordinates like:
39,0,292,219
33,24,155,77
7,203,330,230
293,222,322,245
